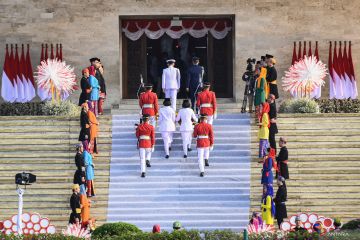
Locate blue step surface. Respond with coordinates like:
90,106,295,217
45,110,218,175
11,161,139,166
107,113,251,231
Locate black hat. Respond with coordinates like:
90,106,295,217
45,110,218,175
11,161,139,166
144,83,153,89
142,114,150,120
265,54,274,59
163,98,171,106
261,56,266,61
192,56,200,61
89,57,100,63
203,82,211,87
182,99,191,108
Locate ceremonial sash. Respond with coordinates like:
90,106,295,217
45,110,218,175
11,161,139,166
76,208,81,214
139,135,151,140
142,104,153,108
200,103,212,108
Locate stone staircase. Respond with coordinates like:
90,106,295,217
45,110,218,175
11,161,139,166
107,113,251,231
0,116,112,229
250,113,360,223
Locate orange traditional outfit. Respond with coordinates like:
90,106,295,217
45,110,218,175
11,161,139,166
80,194,91,225
87,109,99,154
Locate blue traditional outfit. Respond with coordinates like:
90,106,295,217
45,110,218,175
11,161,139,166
83,145,95,197
88,66,100,116
261,148,275,185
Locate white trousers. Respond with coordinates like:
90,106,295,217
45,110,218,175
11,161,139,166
197,147,210,173
139,148,152,173
181,131,193,155
207,115,214,125
165,89,177,111
149,116,156,127
161,131,173,155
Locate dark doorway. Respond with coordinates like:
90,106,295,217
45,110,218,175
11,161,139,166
121,17,233,99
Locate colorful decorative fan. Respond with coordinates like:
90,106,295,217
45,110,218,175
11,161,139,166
282,56,327,98
280,213,335,233
247,222,275,234
1,212,55,235
62,223,91,239
35,59,77,101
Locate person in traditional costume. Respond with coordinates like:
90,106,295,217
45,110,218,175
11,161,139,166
135,114,155,178
88,66,100,116
69,184,81,224
79,103,90,147
261,184,275,226
176,100,198,158
274,177,287,228
186,56,204,110
265,55,279,99
73,144,86,194
196,82,217,125
267,94,278,152
83,141,95,197
79,183,91,228
254,67,267,121
75,143,85,172
87,101,99,155
261,148,275,186
258,102,270,159
139,83,159,127
276,137,289,179
158,98,176,159
90,58,106,115
193,114,214,176
249,212,263,232
78,68,91,106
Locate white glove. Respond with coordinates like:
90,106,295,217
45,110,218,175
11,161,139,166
210,146,214,151
214,112,217,120
151,147,155,153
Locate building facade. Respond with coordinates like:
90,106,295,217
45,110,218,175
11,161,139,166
0,0,359,108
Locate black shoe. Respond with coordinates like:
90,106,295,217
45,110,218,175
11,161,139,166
205,159,209,167
146,160,151,167
188,148,192,152
169,147,172,151
183,155,187,158
141,172,145,178
200,172,204,177
165,155,169,159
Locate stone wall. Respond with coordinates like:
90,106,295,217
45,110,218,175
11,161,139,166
0,0,359,108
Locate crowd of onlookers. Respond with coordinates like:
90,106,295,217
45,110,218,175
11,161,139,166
68,57,107,231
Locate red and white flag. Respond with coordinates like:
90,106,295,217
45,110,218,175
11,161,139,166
14,44,26,102
338,42,347,99
20,44,32,102
342,42,352,99
348,41,358,99
37,43,52,101
1,44,15,102
291,42,297,65
311,41,321,99
333,42,343,99
9,45,19,101
25,44,36,101
328,42,336,99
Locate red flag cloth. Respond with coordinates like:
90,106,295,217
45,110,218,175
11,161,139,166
21,44,32,102
297,41,302,61
338,42,345,78
348,41,358,99
349,42,356,80
50,44,54,59
328,42,334,80
329,42,335,99
291,42,297,65
9,45,15,84
1,44,15,102
59,44,63,61
44,44,48,60
314,41,319,60
308,41,312,57
303,41,307,58
26,44,35,87
40,44,44,62
14,44,25,102
55,44,59,59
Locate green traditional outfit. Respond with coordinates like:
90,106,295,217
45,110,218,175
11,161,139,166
254,67,267,107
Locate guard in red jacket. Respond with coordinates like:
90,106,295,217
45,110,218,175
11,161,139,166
193,114,214,177
196,82,217,125
139,83,159,127
135,114,155,178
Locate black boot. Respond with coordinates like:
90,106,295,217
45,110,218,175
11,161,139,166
183,155,187,158
165,155,169,159
169,147,172,151
188,147,192,152
205,159,209,167
146,160,151,167
200,172,204,177
141,172,145,178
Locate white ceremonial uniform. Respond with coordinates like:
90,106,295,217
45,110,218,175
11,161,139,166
162,66,181,111
176,108,198,155
139,148,152,173
197,148,209,173
158,106,176,156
